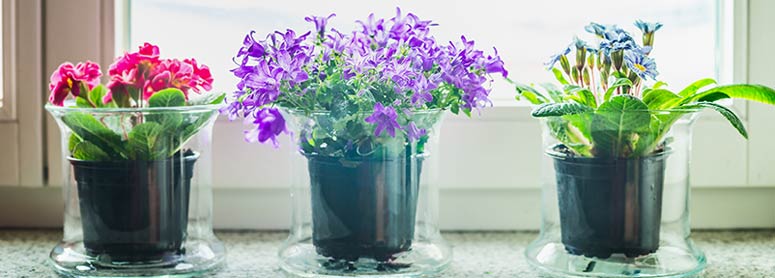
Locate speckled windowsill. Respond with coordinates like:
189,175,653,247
1,230,773,277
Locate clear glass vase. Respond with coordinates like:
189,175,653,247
46,102,225,278
278,109,452,277
525,111,706,277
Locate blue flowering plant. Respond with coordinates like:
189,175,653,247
516,21,775,158
225,8,507,158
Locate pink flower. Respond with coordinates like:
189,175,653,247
104,43,161,103
144,58,213,99
48,61,102,106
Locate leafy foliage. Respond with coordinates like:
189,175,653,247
517,75,775,157
60,88,225,161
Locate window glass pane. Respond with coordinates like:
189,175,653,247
128,0,715,102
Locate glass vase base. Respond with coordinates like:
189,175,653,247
525,239,706,278
48,239,225,278
279,240,451,277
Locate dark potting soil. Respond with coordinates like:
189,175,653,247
550,145,668,259
306,152,422,262
70,150,198,262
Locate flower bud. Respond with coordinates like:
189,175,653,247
643,33,654,48
612,50,623,71
576,47,586,69
571,67,580,84
582,67,591,87
560,55,571,76
587,54,596,70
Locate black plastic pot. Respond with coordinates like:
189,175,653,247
306,152,422,262
70,151,198,262
549,145,668,259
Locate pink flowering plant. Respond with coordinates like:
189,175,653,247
47,43,225,161
225,8,507,157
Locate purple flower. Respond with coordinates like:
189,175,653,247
226,9,509,146
356,13,385,37
484,47,508,78
365,103,401,137
236,31,266,66
245,107,287,147
404,122,427,141
305,13,336,36
411,75,435,106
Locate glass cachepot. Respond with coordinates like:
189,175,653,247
278,109,452,277
46,102,225,278
526,110,706,278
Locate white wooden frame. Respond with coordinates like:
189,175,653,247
0,0,773,229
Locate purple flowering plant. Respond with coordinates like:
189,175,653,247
515,21,775,158
225,8,507,157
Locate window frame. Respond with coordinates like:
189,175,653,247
0,0,16,120
1,0,767,230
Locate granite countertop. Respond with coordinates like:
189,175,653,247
1,230,773,277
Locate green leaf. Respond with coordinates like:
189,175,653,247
682,84,775,106
590,95,651,157
515,83,550,104
678,78,716,97
568,87,597,108
88,85,108,108
540,83,565,103
188,91,226,106
642,89,681,110
61,112,125,159
552,68,570,85
653,81,668,89
148,88,186,107
68,134,82,153
681,101,748,138
75,96,92,108
127,122,168,160
531,102,593,117
604,78,633,102
72,141,110,161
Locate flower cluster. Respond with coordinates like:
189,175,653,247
544,21,661,101
518,20,775,158
225,8,508,146
49,43,214,108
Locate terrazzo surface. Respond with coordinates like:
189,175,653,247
1,229,773,277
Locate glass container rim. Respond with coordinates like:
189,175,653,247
280,107,447,117
531,107,705,117
45,101,225,114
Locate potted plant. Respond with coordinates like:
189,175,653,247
519,21,775,276
224,8,507,275
46,43,226,276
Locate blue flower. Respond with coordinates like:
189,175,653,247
624,51,658,80
599,27,636,54
634,20,663,34
545,43,571,69
585,22,608,36
365,103,401,137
